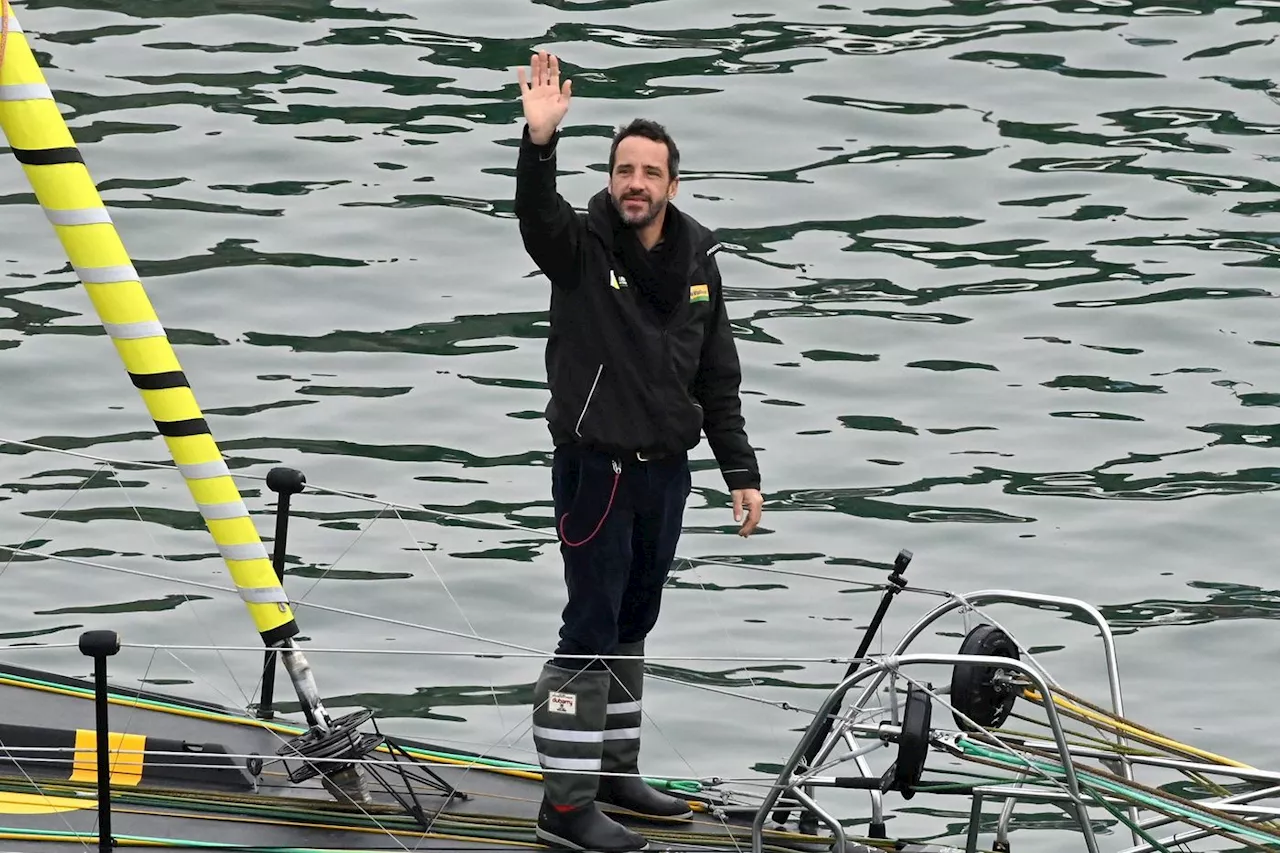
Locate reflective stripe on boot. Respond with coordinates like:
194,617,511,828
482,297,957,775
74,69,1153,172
601,641,644,774
532,662,610,810
598,641,692,820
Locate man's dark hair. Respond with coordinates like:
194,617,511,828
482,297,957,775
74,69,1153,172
608,118,680,180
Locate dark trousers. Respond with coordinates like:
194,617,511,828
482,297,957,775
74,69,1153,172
550,444,691,670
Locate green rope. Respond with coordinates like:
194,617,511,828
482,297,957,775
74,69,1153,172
956,736,1280,847
1081,783,1176,853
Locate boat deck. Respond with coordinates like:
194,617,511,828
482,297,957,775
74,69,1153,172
0,662,943,853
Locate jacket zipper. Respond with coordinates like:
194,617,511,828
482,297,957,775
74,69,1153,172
575,364,604,437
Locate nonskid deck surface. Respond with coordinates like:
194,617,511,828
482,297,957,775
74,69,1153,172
0,663,936,853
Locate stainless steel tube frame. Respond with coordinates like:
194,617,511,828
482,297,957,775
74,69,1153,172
750,652,1101,853
812,589,1132,846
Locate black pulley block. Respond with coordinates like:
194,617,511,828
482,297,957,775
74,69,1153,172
950,623,1020,731
890,681,932,799
831,681,934,798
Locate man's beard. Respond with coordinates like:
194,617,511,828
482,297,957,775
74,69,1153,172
611,190,667,229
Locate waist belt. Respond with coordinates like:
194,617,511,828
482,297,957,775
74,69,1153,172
570,442,675,463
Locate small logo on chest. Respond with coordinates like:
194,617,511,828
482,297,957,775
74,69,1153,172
610,271,629,290
690,283,709,303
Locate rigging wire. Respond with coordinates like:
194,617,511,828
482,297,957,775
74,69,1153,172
0,436,953,595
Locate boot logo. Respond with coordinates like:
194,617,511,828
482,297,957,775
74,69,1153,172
548,690,577,715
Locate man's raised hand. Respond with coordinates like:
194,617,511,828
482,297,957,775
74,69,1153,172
518,50,572,145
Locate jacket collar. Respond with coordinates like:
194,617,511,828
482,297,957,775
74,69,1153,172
585,187,716,259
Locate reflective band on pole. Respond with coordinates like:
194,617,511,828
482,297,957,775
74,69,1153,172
218,542,271,563
104,321,166,340
0,82,49,101
239,587,291,605
198,500,250,521
45,207,114,226
73,263,138,284
177,460,231,481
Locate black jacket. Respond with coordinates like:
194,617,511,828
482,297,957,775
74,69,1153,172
514,126,760,492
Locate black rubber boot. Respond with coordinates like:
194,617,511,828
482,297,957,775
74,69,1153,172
531,662,649,851
597,641,693,821
536,798,650,852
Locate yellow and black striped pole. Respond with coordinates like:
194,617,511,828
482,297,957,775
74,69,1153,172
0,2,332,727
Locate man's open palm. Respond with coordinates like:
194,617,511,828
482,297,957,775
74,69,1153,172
518,51,572,145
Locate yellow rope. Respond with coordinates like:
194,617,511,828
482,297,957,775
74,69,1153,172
1024,689,1250,769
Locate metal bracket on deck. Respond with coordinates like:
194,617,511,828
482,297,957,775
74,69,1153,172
276,708,467,828
751,652,1101,853
751,589,1133,853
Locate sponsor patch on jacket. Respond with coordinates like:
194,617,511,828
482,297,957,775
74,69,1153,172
690,283,709,303
610,271,628,290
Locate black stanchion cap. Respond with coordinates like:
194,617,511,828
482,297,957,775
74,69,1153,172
79,630,120,658
266,467,307,496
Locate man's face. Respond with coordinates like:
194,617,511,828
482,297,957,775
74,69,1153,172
609,135,678,228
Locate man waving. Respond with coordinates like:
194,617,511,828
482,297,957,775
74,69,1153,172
514,50,764,852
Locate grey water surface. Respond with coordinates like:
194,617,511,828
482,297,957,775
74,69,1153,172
2,1,1278,848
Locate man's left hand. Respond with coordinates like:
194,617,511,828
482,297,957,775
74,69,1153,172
732,488,763,537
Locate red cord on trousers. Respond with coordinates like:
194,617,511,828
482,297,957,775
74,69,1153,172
558,466,621,547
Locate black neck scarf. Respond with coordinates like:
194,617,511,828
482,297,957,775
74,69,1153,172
609,195,690,319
